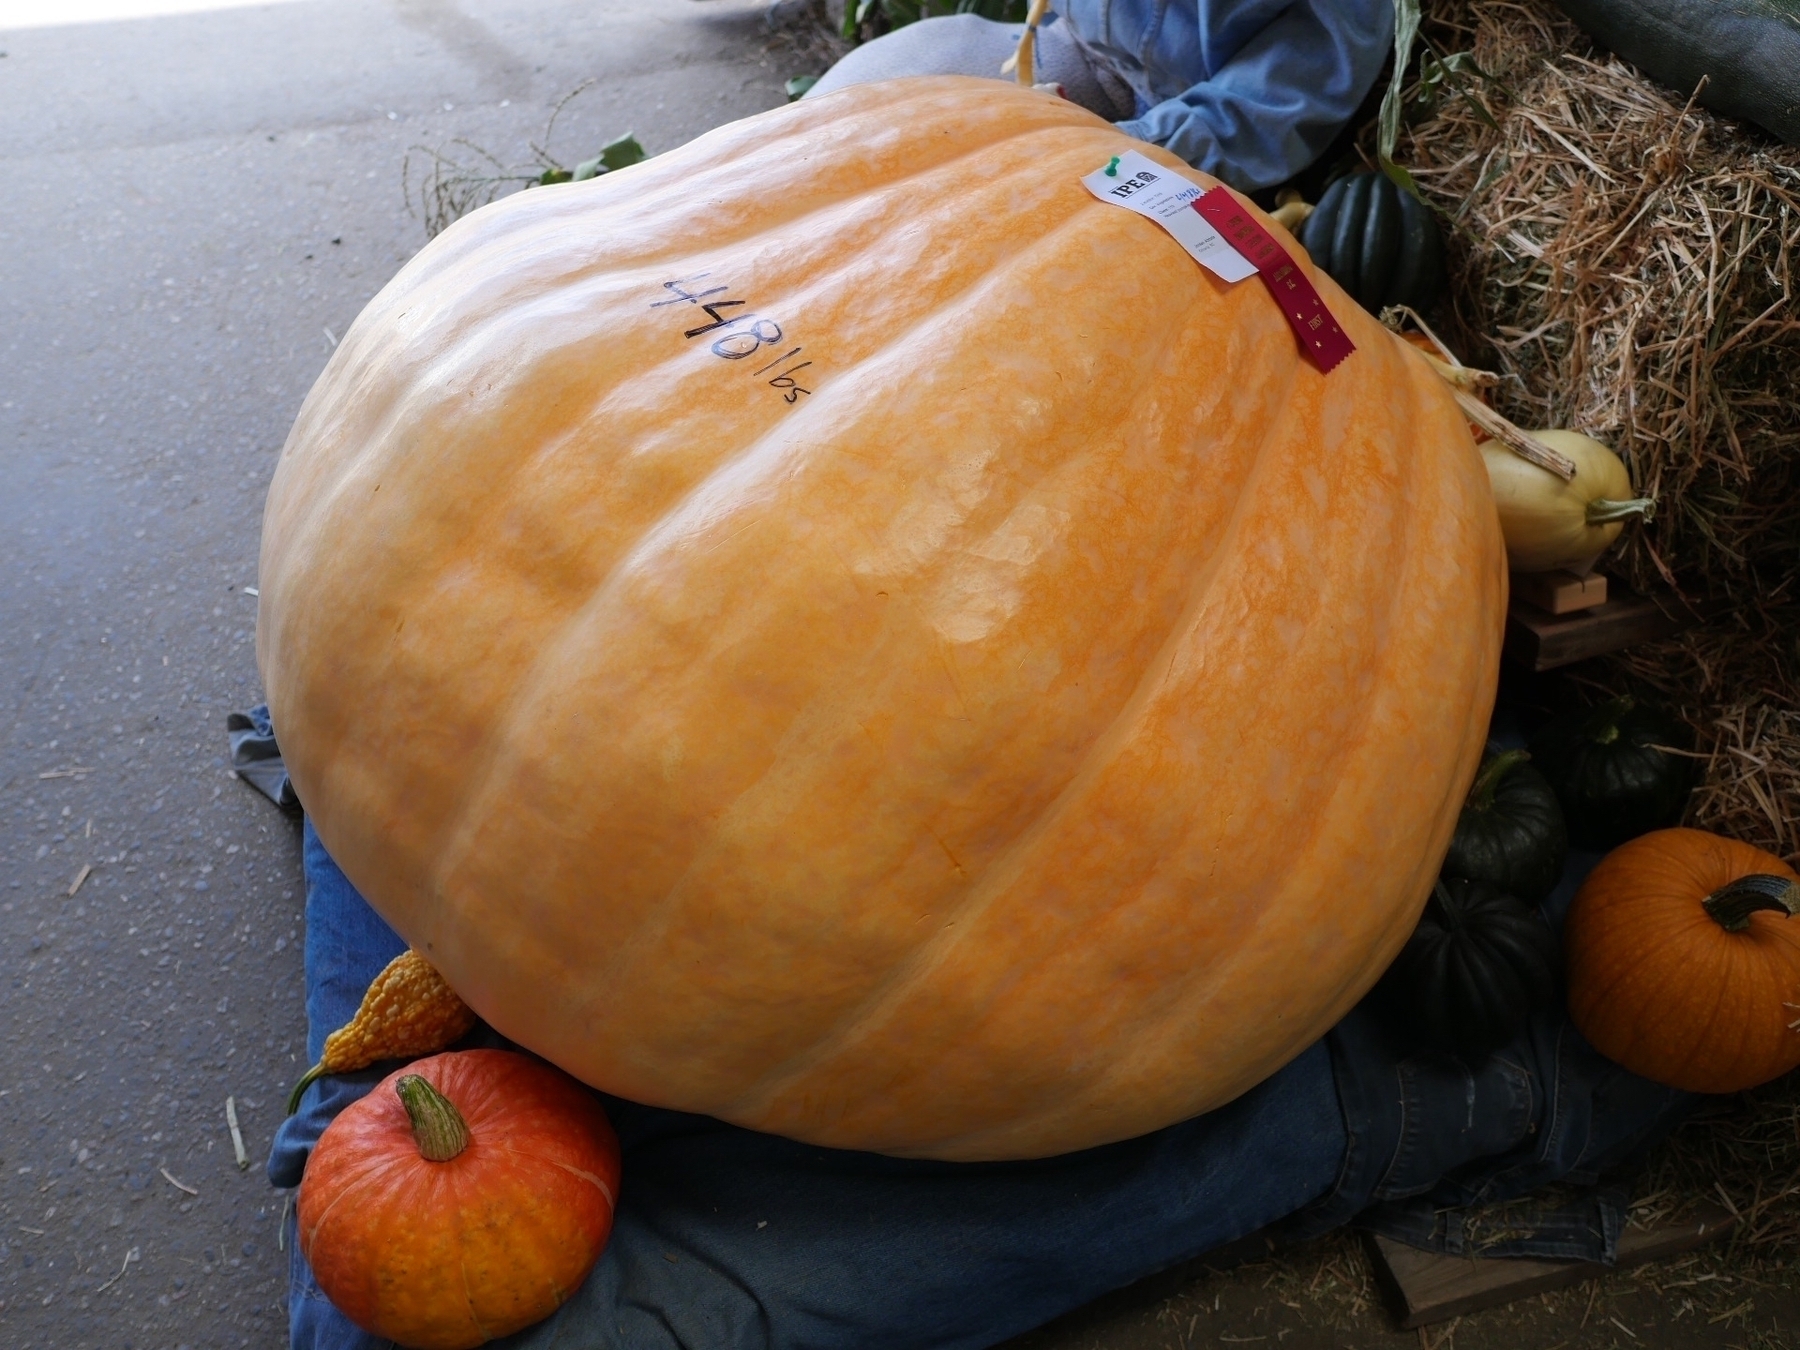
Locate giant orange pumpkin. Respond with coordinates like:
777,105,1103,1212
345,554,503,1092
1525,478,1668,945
258,78,1506,1160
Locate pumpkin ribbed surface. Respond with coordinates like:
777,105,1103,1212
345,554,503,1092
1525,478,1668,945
1566,829,1800,1094
299,1050,620,1349
258,78,1505,1160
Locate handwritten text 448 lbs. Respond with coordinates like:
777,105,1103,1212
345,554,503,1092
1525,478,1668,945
652,275,814,404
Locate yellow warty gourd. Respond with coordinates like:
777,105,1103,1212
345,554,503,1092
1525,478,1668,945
1480,430,1654,573
286,950,476,1112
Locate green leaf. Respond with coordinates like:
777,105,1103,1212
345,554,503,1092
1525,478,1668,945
785,74,820,101
1416,36,1503,133
1377,0,1422,169
1378,156,1422,198
538,167,573,186
599,133,646,172
568,134,645,181
1376,0,1427,205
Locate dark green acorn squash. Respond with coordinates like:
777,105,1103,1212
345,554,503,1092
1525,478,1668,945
1299,171,1444,315
1528,697,1698,849
1556,0,1800,146
1378,878,1561,1061
1443,749,1568,903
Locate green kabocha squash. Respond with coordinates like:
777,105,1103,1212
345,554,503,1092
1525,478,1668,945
1378,878,1561,1060
1443,749,1568,904
1528,697,1698,849
1556,0,1800,146
1299,171,1444,315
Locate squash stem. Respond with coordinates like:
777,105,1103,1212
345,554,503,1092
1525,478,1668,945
1579,696,1634,747
1430,879,1466,933
1414,347,1498,393
1270,200,1314,232
1585,497,1656,526
1467,749,1531,813
1012,0,1050,85
397,1074,471,1162
1701,874,1800,932
286,1063,327,1116
1451,393,1577,480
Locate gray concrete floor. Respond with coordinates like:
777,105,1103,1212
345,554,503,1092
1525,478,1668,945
0,2,794,1344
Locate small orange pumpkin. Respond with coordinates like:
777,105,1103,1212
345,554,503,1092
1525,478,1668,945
1565,828,1800,1094
298,1049,621,1349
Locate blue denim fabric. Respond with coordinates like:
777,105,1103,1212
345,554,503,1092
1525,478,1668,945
1071,0,1395,187
811,0,1391,187
273,820,1349,1350
226,702,300,812
269,812,1704,1347
1304,997,1694,1264
276,827,1706,1347
266,826,407,1188
1363,1175,1633,1264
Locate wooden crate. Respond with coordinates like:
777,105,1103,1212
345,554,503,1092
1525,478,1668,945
1504,583,1710,671
1368,1202,1735,1328
1511,569,1608,615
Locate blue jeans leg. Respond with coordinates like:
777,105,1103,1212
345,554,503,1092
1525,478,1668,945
271,826,1351,1350
267,821,406,1189
271,821,406,1349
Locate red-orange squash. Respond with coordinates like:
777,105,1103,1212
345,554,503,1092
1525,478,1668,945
258,77,1506,1160
298,1050,621,1349
1566,828,1800,1094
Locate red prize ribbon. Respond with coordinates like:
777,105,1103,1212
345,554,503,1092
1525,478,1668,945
1193,186,1355,374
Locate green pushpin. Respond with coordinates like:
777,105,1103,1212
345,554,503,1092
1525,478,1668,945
1104,156,1121,177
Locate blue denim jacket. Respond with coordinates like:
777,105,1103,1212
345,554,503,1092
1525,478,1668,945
1058,0,1394,187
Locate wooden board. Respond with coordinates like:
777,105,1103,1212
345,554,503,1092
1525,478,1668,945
1511,569,1608,615
1369,1202,1735,1328
1504,585,1708,671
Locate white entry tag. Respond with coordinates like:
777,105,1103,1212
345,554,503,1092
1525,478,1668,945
1081,150,1258,284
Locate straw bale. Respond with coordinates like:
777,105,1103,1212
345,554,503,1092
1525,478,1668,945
1397,0,1800,603
1386,0,1799,871
1385,9,1800,1261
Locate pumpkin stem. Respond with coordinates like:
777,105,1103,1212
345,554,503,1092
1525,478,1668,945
1579,696,1634,747
1701,874,1800,933
397,1074,471,1162
1585,497,1657,526
1467,749,1531,813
